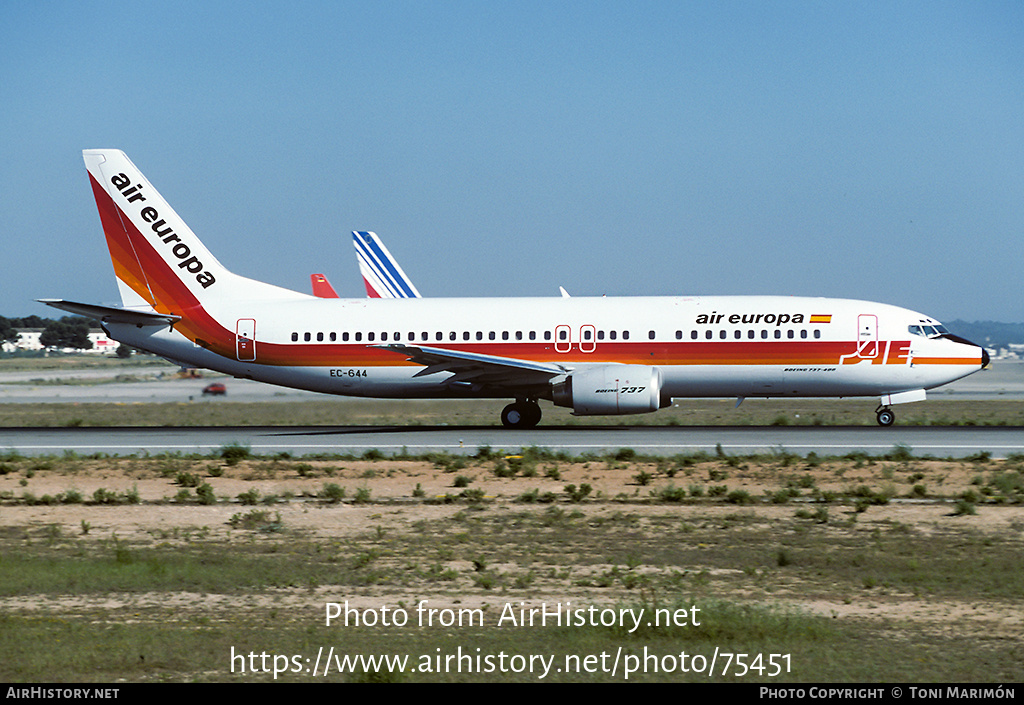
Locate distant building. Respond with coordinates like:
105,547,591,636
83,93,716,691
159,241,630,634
1,328,118,354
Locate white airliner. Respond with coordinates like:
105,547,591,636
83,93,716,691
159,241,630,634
41,149,988,427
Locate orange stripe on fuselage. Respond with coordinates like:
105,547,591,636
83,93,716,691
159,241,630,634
247,340,921,368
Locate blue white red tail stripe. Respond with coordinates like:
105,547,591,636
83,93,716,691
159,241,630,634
353,231,422,299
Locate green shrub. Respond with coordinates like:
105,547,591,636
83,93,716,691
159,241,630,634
564,483,592,502
726,489,754,505
237,489,261,505
319,483,346,503
196,482,216,505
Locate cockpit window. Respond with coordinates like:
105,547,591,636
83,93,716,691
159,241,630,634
909,323,950,338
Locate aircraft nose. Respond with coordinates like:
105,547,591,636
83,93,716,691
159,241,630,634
941,333,988,369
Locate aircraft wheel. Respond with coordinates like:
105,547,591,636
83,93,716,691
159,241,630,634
501,401,542,428
876,408,895,427
501,403,524,427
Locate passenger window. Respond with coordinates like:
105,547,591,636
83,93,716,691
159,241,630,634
691,331,698,340
368,332,375,342
623,331,630,340
648,330,656,340
304,332,311,342
343,332,350,342
381,332,388,341
317,332,324,342
355,332,362,342
609,331,617,340
489,332,496,340
291,332,298,342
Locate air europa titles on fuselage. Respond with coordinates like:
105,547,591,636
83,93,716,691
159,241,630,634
696,312,806,326
109,173,216,289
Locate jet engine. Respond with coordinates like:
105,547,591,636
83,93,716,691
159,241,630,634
551,365,665,415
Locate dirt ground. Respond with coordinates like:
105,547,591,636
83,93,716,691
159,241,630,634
3,453,1022,648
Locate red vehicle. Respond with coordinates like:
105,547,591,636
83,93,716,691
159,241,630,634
202,382,226,396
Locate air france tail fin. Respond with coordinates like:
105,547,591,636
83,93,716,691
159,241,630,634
352,230,422,299
83,149,307,315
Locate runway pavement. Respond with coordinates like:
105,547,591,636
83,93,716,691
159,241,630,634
1,424,1022,458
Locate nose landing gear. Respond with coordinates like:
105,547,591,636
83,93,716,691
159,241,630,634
875,406,895,427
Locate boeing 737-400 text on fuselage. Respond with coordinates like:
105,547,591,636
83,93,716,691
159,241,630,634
41,150,988,427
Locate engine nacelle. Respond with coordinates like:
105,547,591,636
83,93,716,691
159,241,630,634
552,365,664,415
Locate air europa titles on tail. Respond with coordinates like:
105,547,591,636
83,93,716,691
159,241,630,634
108,172,216,289
41,149,988,428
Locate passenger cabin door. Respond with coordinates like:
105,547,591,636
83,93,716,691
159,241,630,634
856,314,878,359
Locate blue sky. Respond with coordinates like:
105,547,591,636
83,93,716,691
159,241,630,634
2,1,1021,322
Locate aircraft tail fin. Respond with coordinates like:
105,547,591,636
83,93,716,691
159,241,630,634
352,230,422,299
83,149,306,314
310,273,340,298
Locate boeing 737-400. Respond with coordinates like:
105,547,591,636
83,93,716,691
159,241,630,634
41,149,988,427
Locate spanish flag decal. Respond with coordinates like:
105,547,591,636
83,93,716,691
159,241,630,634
810,314,832,324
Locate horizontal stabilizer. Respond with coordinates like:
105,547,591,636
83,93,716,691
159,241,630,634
37,299,180,326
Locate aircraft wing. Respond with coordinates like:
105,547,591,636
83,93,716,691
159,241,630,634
375,344,568,388
37,299,180,326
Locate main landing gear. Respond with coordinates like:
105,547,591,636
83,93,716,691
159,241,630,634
501,399,542,428
875,406,895,427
